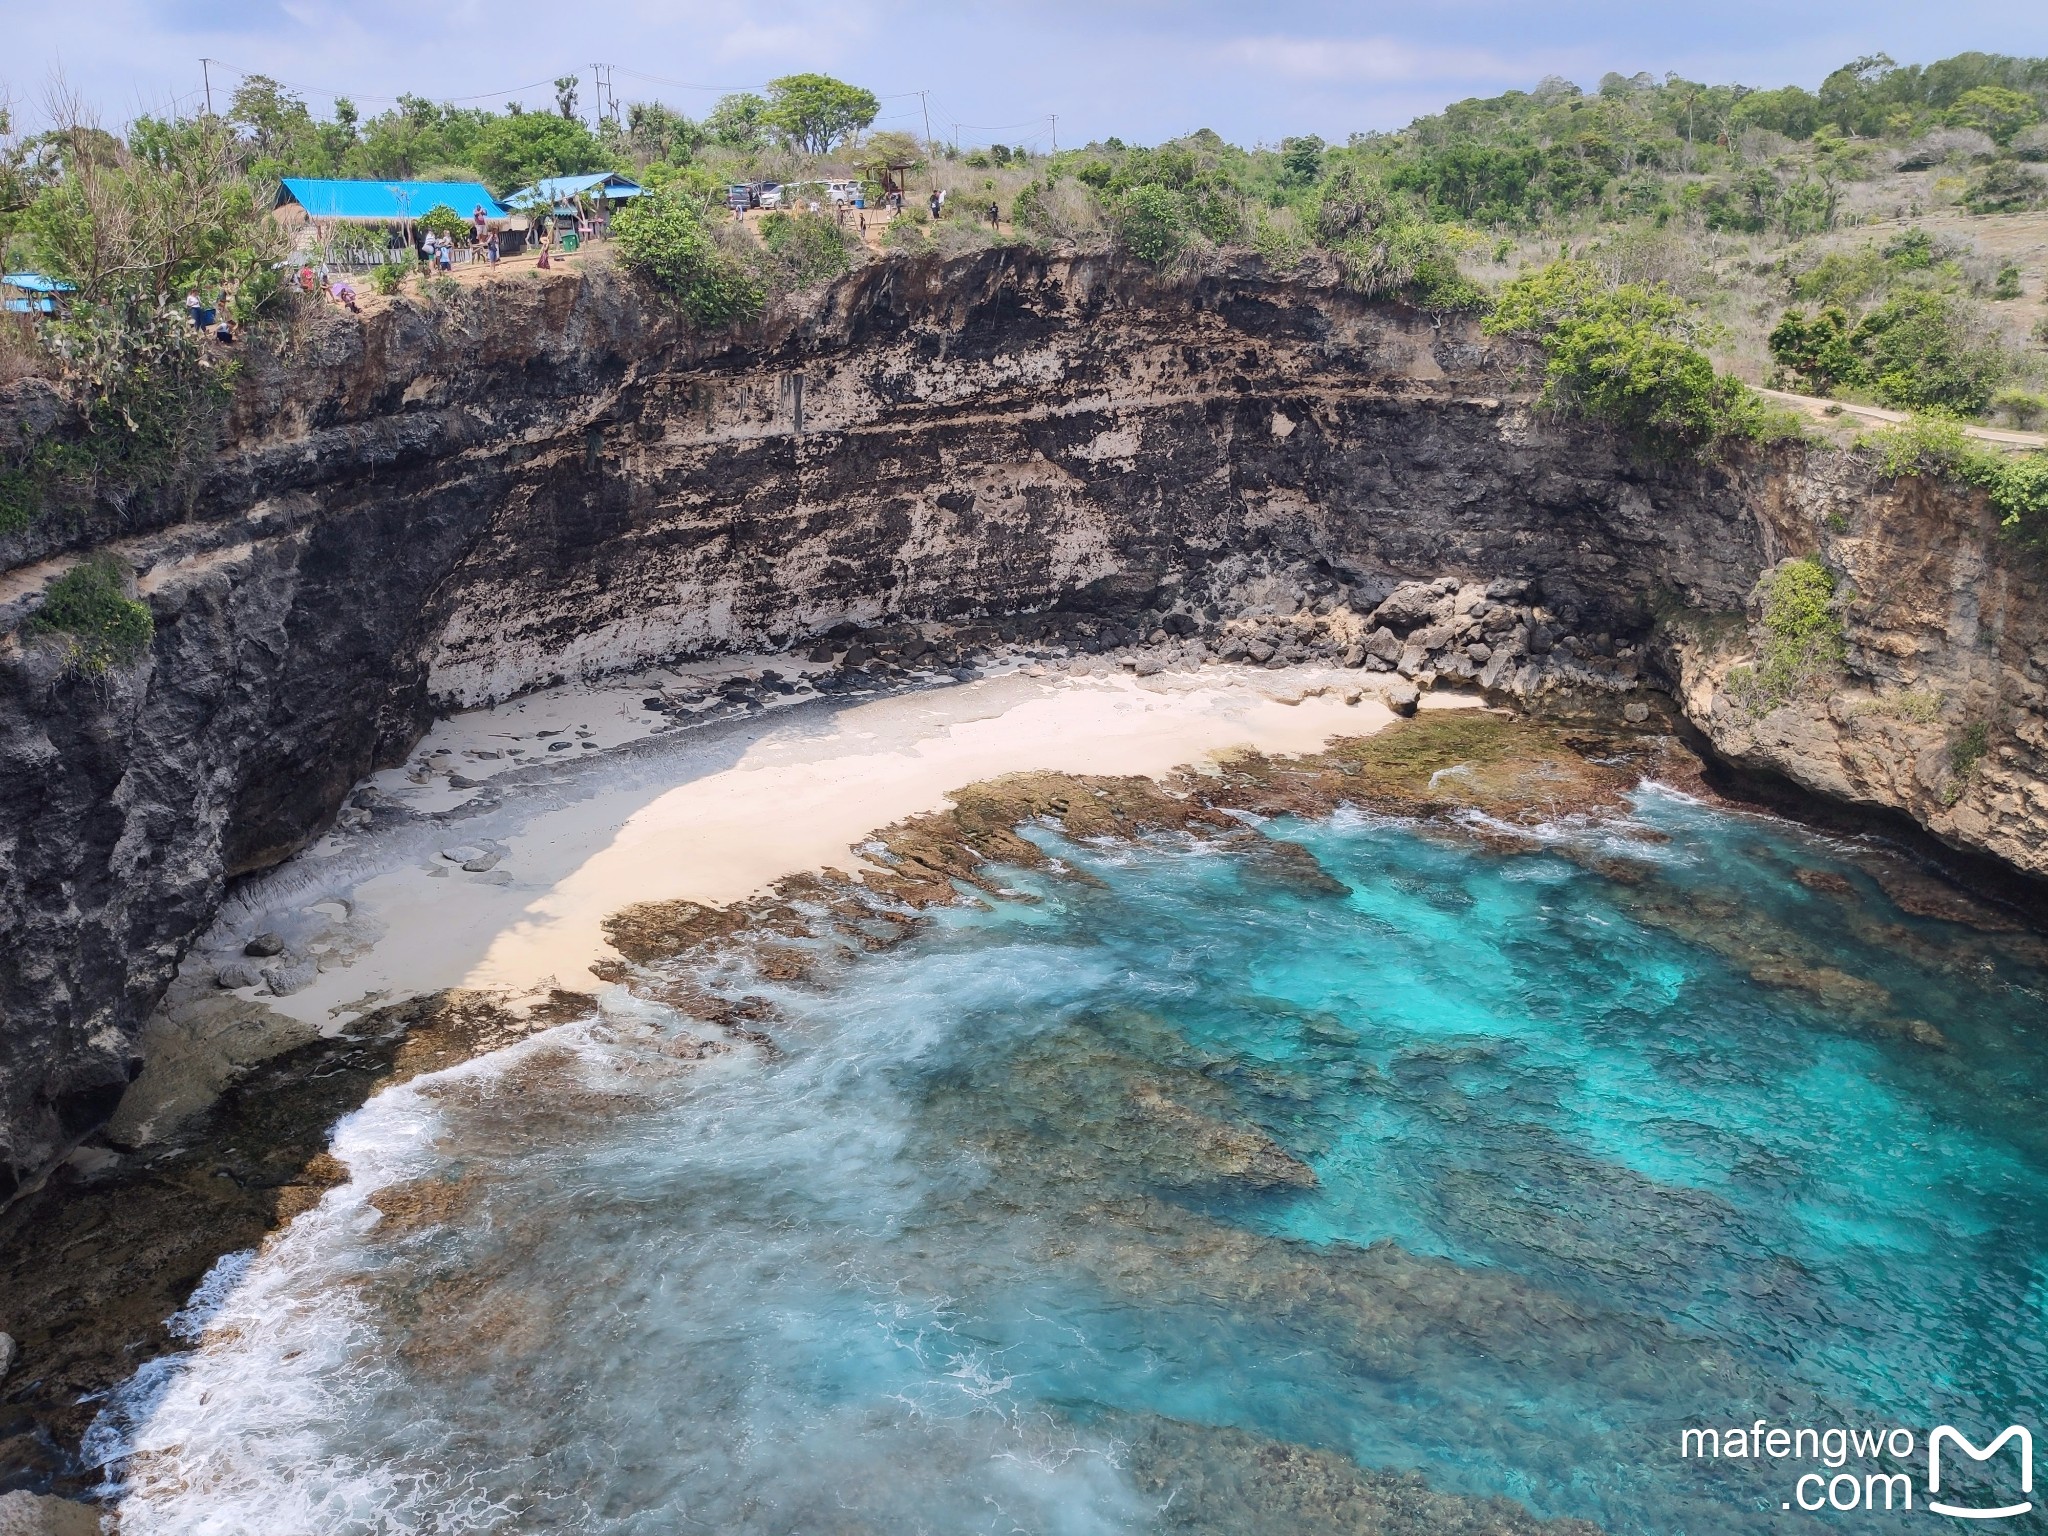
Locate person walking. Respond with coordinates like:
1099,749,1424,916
928,190,941,219
487,230,500,265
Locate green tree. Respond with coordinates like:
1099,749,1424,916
1851,289,2009,413
611,184,764,326
1279,135,1324,185
705,92,770,152
1948,85,2040,144
554,76,582,122
1488,260,1761,450
763,74,879,155
471,112,600,192
1769,307,1864,393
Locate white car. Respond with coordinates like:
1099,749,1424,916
826,180,860,204
755,184,783,209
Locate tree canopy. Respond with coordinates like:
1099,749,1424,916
763,74,879,156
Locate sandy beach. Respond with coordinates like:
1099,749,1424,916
217,664,1469,1020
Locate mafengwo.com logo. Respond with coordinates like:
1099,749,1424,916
1681,1420,2033,1517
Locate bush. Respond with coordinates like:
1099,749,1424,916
416,203,468,241
612,186,766,328
371,262,405,296
1487,260,1761,452
1963,158,2047,214
1862,415,2048,544
23,553,155,674
1726,556,1845,713
1850,289,2008,415
758,211,854,289
1111,182,1187,264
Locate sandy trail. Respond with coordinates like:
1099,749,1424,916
207,665,1467,1031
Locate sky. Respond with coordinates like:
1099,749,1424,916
9,0,2048,146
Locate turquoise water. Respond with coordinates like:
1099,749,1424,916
112,790,2048,1533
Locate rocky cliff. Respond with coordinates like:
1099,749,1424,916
1,245,2041,1195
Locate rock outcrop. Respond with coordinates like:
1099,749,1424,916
0,245,2041,1194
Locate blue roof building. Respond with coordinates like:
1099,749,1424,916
3,272,76,314
276,179,509,222
503,173,644,216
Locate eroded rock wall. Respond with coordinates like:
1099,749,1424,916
0,246,2040,1194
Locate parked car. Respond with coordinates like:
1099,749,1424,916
754,183,783,209
825,180,861,204
726,183,752,212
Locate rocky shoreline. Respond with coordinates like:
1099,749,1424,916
10,694,2039,1512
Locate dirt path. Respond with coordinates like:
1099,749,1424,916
1756,387,2046,450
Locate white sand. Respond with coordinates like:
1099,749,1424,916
218,665,1477,1028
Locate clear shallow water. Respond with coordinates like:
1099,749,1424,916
108,789,2048,1534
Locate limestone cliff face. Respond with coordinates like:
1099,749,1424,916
0,246,2040,1194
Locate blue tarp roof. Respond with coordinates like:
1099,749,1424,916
504,173,644,210
3,272,76,293
278,179,508,220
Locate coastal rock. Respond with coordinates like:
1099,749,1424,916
260,959,318,997
0,246,2042,1194
0,1492,99,1536
242,932,285,957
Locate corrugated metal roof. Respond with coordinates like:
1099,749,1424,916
504,172,645,209
4,272,77,293
278,179,508,220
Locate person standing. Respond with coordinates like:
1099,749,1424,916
472,205,488,246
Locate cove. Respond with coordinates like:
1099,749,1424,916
103,787,2048,1535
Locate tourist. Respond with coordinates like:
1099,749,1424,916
487,230,500,265
329,278,359,313
184,291,204,329
437,235,453,274
928,190,941,219
472,205,488,245
988,201,1000,226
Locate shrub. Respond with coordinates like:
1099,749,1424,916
1992,388,2046,429
1962,159,2047,214
1111,182,1187,264
1488,260,1762,452
1862,416,2048,544
1851,289,2008,415
371,262,405,296
23,553,155,674
612,186,765,328
1725,556,1845,713
416,203,468,241
758,211,854,288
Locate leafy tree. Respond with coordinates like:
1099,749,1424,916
1279,135,1324,185
416,203,469,240
1947,85,2040,144
626,102,704,164
612,184,764,326
1850,289,2008,413
705,93,770,152
763,74,879,156
1768,307,1864,393
1487,260,1760,451
471,112,600,192
554,76,581,122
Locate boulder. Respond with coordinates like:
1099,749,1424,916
214,961,265,989
442,846,485,863
261,959,318,997
1363,627,1402,662
1380,680,1421,716
243,932,285,958
1366,581,1451,633
462,852,502,873
0,1491,100,1536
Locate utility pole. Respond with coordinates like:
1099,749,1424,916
588,64,618,128
200,58,217,116
919,89,934,192
1048,113,1057,153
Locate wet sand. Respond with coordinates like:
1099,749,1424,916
211,664,1467,1030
